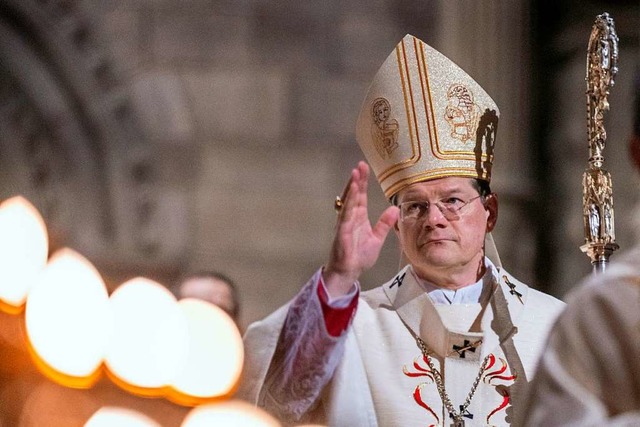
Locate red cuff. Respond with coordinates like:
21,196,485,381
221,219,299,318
317,277,359,337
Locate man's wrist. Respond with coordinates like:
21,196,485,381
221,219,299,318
316,272,359,337
322,266,359,298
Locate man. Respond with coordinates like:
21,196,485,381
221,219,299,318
175,271,239,323
518,247,640,425
239,35,564,426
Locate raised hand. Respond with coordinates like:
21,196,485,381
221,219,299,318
323,161,399,297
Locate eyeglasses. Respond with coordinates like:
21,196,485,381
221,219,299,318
398,195,483,222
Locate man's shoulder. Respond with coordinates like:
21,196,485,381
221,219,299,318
525,286,565,308
557,247,640,320
496,268,565,329
499,268,564,307
563,266,640,323
358,267,410,303
360,284,389,305
356,270,409,315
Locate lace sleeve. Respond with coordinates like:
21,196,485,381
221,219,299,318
260,269,354,423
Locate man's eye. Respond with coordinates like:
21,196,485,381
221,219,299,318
442,198,463,207
404,202,426,214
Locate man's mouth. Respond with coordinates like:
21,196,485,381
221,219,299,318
419,237,453,246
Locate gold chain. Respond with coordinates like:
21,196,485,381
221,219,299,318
415,337,490,424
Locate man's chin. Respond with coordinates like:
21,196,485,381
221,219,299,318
415,251,456,268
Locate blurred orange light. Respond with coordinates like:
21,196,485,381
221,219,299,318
0,196,48,312
25,248,113,387
105,278,188,394
0,197,251,414
180,400,281,427
169,299,243,405
85,407,161,427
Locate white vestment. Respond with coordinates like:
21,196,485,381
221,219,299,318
520,247,640,426
239,263,565,426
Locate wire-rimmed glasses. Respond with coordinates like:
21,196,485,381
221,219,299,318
398,195,483,222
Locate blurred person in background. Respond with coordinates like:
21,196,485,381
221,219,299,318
518,254,640,426
175,270,240,324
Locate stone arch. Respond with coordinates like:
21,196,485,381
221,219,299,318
0,0,162,284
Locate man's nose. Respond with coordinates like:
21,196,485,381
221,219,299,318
422,203,448,227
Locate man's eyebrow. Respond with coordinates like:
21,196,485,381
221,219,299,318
401,187,469,199
440,187,469,196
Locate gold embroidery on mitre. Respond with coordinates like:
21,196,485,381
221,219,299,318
371,97,400,158
444,84,480,143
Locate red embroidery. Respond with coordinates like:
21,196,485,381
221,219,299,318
403,357,438,423
487,374,517,384
485,353,496,370
403,356,434,380
403,368,433,378
413,383,440,424
483,358,516,422
413,356,434,373
484,357,517,384
484,357,507,378
403,352,516,424
486,394,510,424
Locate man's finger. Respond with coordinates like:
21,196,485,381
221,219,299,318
372,206,399,240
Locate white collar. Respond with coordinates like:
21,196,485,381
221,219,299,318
416,258,498,305
382,259,525,359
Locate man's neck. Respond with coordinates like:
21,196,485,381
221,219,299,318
413,258,487,291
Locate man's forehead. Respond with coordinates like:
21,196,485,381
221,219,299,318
398,177,476,197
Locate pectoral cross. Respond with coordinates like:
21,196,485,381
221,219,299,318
452,340,478,358
450,407,473,426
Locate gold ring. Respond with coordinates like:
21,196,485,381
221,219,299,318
334,196,343,213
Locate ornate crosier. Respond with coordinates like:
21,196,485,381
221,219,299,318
581,12,619,273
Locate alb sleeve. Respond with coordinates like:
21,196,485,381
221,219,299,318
260,269,359,423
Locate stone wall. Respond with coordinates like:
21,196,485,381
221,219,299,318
92,0,446,327
92,0,543,328
0,0,637,330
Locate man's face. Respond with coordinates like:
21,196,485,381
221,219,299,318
179,277,236,319
395,177,497,286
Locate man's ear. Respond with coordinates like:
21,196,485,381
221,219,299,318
485,193,498,232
